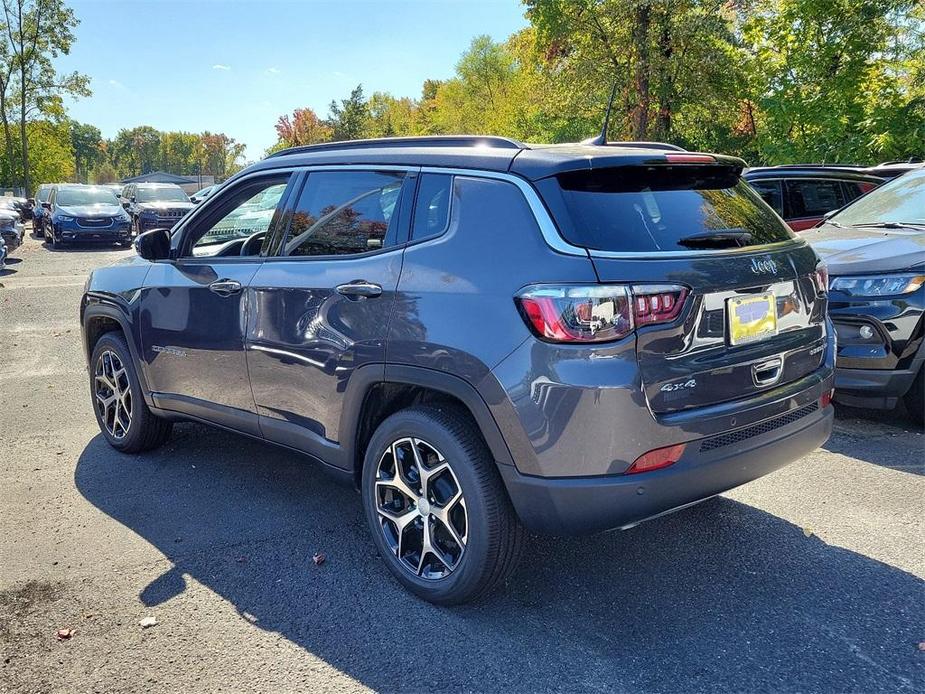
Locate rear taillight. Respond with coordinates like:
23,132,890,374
632,285,688,326
814,264,829,295
515,283,688,344
516,285,633,343
626,443,687,474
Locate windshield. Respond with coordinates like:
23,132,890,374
542,166,795,252
136,186,189,203
56,187,120,206
36,187,51,202
830,169,925,227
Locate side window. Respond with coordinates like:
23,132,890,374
785,179,846,218
284,170,405,257
748,179,783,216
411,173,453,241
841,180,871,204
183,176,290,258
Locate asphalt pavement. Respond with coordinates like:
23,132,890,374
1,227,923,693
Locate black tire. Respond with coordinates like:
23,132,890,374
361,405,523,605
902,367,924,424
89,332,172,453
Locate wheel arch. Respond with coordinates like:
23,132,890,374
341,364,515,487
82,300,151,399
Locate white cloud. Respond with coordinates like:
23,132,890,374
265,67,280,75
212,64,231,71
108,79,125,88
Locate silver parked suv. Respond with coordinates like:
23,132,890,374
81,136,835,604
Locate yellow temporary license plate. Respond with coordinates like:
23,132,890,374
727,293,778,345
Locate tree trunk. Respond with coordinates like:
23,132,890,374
19,66,29,196
631,2,652,140
655,9,673,140
0,92,16,188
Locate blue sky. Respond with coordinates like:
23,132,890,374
58,0,529,162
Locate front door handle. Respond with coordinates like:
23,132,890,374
336,281,382,300
209,279,243,296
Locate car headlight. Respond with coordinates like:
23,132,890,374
58,215,75,222
829,274,925,297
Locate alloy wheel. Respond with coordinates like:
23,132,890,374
375,437,468,580
94,349,133,439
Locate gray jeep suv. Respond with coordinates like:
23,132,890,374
80,136,835,604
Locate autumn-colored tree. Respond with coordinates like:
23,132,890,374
275,107,332,147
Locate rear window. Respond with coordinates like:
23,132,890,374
545,166,795,252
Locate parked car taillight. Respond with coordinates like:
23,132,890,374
515,283,689,343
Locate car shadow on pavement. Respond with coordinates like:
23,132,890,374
75,424,924,693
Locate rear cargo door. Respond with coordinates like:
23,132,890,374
536,163,828,414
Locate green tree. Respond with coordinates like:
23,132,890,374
2,0,90,194
160,131,198,174
27,118,72,184
327,84,369,141
68,119,101,182
745,0,924,163
111,126,160,176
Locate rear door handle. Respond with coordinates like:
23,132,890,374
336,281,382,300
209,279,243,296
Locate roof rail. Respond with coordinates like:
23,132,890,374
266,135,526,159
608,141,687,152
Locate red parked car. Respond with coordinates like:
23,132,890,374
745,165,884,231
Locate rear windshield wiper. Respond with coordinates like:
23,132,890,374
677,230,753,248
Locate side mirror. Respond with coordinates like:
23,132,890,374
134,228,171,261
27,198,34,206
41,201,51,210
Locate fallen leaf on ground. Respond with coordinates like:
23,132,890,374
139,616,157,628
802,527,813,538
55,628,75,640
918,642,925,652
312,552,326,566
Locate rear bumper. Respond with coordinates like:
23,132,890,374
501,402,833,535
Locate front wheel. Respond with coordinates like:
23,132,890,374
361,405,523,605
90,332,172,453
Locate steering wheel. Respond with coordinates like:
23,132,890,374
240,231,266,256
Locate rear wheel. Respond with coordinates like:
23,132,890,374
361,405,523,605
902,367,924,424
90,332,172,453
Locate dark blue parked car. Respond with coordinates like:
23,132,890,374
80,136,835,604
120,182,194,235
44,184,131,248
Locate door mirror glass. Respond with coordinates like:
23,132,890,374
41,201,51,209
135,228,171,261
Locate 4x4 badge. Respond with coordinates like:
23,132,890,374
750,257,779,275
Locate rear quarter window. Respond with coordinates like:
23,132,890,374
537,166,795,253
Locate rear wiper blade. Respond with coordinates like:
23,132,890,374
678,230,753,248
